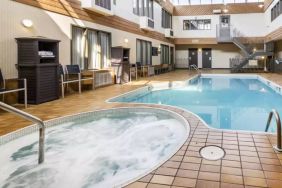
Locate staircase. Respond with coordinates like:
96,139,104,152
216,25,273,73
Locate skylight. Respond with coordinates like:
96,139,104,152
171,0,264,5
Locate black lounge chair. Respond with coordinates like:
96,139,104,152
66,65,94,89
59,64,81,98
0,69,27,108
59,65,94,98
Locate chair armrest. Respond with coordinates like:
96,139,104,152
16,78,27,86
66,73,80,79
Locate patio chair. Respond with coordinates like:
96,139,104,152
129,64,138,81
0,69,27,108
161,64,169,73
66,65,94,89
59,64,81,98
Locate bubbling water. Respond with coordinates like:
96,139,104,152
0,111,187,188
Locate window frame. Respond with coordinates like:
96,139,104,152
71,25,112,70
136,38,152,66
160,44,170,65
271,0,282,22
133,0,154,19
162,8,172,29
183,19,212,30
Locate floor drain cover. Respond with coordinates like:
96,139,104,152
200,145,225,161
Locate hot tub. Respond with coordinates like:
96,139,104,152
0,107,189,188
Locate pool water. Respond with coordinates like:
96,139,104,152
0,109,188,188
114,75,282,132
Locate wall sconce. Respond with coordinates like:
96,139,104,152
253,48,257,52
258,4,264,8
22,19,33,28
124,38,129,43
223,3,228,13
261,56,265,60
223,8,228,13
198,48,202,52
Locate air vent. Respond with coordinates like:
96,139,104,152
81,0,114,16
140,17,154,31
165,29,174,38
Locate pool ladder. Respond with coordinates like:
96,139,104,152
0,102,45,164
265,109,282,152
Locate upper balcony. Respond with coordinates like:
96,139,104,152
81,0,114,16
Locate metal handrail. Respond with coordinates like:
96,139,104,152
265,109,282,152
0,102,45,164
189,64,199,71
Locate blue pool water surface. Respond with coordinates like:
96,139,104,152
115,75,282,132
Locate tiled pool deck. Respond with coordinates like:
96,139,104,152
1,70,282,188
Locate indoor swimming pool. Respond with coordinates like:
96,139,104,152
109,74,282,132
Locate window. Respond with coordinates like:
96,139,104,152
271,0,282,22
136,39,152,65
72,26,111,70
133,0,154,19
183,19,211,30
162,9,172,29
95,0,111,10
161,45,170,64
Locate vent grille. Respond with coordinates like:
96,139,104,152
148,19,154,29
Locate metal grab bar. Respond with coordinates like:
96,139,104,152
0,102,45,164
265,109,282,152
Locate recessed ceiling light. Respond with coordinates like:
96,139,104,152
258,4,264,8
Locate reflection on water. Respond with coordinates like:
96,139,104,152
121,76,281,132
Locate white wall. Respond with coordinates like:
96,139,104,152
175,44,241,68
265,0,282,35
173,13,266,38
0,0,173,79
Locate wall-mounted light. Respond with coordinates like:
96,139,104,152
223,3,228,13
22,19,33,28
253,48,257,52
258,4,264,8
261,56,265,60
198,48,202,52
223,8,229,13
124,38,129,43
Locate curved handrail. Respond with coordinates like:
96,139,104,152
0,102,45,164
265,109,282,151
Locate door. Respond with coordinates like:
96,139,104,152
202,48,212,68
219,15,231,41
170,46,174,65
188,48,198,67
220,15,230,27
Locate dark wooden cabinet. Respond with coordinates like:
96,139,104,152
16,37,60,104
111,47,130,84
